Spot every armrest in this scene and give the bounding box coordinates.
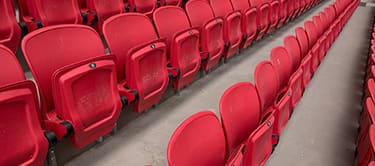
[225,144,246,166]
[273,87,292,110]
[19,17,43,35]
[117,80,139,106]
[81,10,98,26]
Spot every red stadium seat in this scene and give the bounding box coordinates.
[269,47,293,131]
[103,13,169,113]
[167,111,227,166]
[209,0,242,59]
[18,0,85,33]
[254,61,289,144]
[153,6,201,90]
[185,0,224,71]
[0,0,21,52]
[284,36,303,107]
[359,97,375,150]
[125,0,157,18]
[249,0,271,40]
[80,0,124,34]
[269,0,281,32]
[288,0,297,20]
[160,0,181,6]
[0,45,53,165]
[220,82,274,166]
[270,47,292,93]
[277,0,289,28]
[230,0,258,48]
[295,27,312,88]
[21,24,122,148]
[304,21,320,72]
[357,124,375,166]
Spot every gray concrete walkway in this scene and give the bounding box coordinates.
[62,1,374,166]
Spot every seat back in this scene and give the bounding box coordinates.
[167,111,226,166]
[0,45,49,166]
[185,0,215,28]
[18,0,83,26]
[312,15,323,37]
[295,27,309,57]
[0,45,25,86]
[304,21,318,48]
[128,0,157,17]
[284,35,302,72]
[320,11,329,31]
[270,46,292,90]
[209,0,234,17]
[22,25,106,112]
[153,6,191,52]
[254,61,279,112]
[160,0,181,6]
[104,13,158,82]
[220,82,262,154]
[0,0,21,52]
[230,0,250,12]
[83,0,124,34]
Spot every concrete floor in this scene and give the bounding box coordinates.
[61,1,374,166]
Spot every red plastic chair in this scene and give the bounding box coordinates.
[0,45,53,165]
[249,0,271,40]
[167,111,227,166]
[220,82,274,166]
[295,27,312,88]
[0,0,21,52]
[269,0,281,32]
[103,13,169,113]
[230,0,258,48]
[277,0,289,28]
[357,124,375,166]
[284,36,303,107]
[269,47,293,125]
[359,97,375,150]
[304,21,319,73]
[209,0,242,59]
[160,0,181,6]
[254,61,289,144]
[185,0,224,71]
[22,24,122,148]
[153,6,201,90]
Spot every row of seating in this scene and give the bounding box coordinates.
[1,0,322,53]
[356,20,375,166]
[0,0,325,165]
[167,0,359,165]
[0,0,337,165]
